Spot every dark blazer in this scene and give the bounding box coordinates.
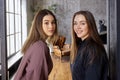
[72,39,109,80]
[14,41,53,80]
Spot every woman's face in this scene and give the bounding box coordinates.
[42,14,56,37]
[73,14,89,40]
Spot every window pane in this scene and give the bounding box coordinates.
[6,13,10,35]
[15,34,19,52]
[10,35,15,55]
[9,0,14,12]
[15,0,21,14]
[15,15,19,33]
[15,33,21,52]
[15,15,21,33]
[9,14,14,34]
[15,0,18,13]
[7,37,10,57]
[6,0,9,12]
[19,33,22,49]
[18,15,21,32]
[18,0,21,14]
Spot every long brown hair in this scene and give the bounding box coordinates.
[71,10,104,63]
[21,9,58,54]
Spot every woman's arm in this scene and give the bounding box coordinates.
[23,41,51,80]
[84,51,108,80]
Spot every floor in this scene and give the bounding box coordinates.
[49,54,72,80]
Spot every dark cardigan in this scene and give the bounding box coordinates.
[72,39,109,80]
[14,41,53,80]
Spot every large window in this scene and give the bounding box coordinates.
[0,0,27,79]
[6,0,27,69]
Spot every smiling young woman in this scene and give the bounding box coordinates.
[14,9,59,80]
[71,10,109,80]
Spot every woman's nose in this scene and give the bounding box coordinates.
[76,24,81,29]
[49,23,53,28]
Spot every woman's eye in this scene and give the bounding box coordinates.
[45,22,49,25]
[52,21,55,24]
[73,22,77,25]
[81,22,86,25]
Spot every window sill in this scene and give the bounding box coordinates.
[8,52,23,69]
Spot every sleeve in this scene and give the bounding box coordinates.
[23,42,50,80]
[84,49,108,80]
[85,61,101,80]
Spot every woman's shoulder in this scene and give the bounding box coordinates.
[87,39,104,50]
[86,39,107,57]
[34,40,47,46]
[30,40,48,50]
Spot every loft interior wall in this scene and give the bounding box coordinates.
[27,0,107,44]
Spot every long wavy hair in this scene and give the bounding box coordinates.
[70,10,104,63]
[21,9,58,54]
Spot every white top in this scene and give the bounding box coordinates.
[46,39,53,55]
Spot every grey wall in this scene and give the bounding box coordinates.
[0,0,8,79]
[0,38,2,63]
[27,0,34,34]
[79,0,107,31]
[27,0,107,44]
[42,0,81,44]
